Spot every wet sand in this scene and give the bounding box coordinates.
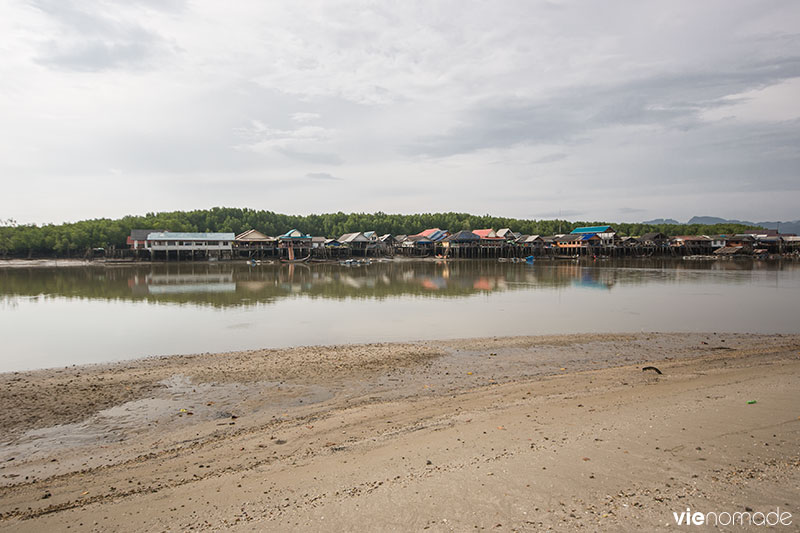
[1,333,799,531]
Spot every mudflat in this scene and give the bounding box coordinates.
[1,333,798,531]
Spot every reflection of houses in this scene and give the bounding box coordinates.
[131,272,236,295]
[234,229,277,258]
[146,232,235,260]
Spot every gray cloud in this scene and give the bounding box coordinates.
[304,172,342,181]
[411,55,800,158]
[2,1,799,224]
[532,153,568,165]
[30,0,177,71]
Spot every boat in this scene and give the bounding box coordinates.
[280,255,311,263]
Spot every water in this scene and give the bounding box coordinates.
[1,259,798,372]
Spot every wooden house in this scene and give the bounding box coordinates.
[671,236,712,255]
[402,235,434,256]
[338,232,371,255]
[277,229,312,260]
[234,229,277,258]
[638,232,669,247]
[443,230,481,257]
[555,233,601,254]
[570,225,617,246]
[414,228,450,242]
[515,235,544,254]
[496,228,520,241]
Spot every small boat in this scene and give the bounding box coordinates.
[280,255,311,263]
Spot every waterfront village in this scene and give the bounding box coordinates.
[126,226,800,261]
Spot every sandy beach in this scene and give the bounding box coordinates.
[1,332,798,531]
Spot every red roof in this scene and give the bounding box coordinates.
[473,229,502,239]
[414,228,442,238]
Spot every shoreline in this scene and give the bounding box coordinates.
[1,254,793,269]
[1,332,799,531]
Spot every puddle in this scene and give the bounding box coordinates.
[0,374,334,465]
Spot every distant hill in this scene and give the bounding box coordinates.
[755,220,800,235]
[687,216,755,226]
[685,216,800,234]
[642,218,679,225]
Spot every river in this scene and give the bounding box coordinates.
[1,258,798,372]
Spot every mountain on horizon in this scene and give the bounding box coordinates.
[642,218,680,225]
[687,216,754,226]
[684,216,800,234]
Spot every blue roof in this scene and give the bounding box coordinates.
[571,226,613,234]
[147,232,235,240]
[428,229,449,242]
[279,229,311,239]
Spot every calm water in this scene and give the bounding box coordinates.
[1,259,798,372]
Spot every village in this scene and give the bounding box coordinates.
[126,225,800,261]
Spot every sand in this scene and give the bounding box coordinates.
[0,332,798,531]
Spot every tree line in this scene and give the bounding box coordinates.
[0,208,760,258]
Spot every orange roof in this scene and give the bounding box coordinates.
[415,228,443,238]
[473,229,502,239]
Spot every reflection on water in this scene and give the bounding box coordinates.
[0,259,798,371]
[0,258,792,308]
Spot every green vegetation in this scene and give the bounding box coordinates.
[0,208,760,258]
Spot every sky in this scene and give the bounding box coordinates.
[1,0,799,225]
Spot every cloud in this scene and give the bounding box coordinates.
[304,172,342,181]
[2,0,799,224]
[29,0,178,71]
[532,153,568,164]
[291,112,321,123]
[409,55,800,158]
[233,120,335,153]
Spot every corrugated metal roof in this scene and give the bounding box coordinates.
[338,232,369,243]
[131,229,166,240]
[473,229,501,239]
[446,230,480,242]
[235,229,274,241]
[147,232,235,240]
[570,226,613,234]
[279,229,310,239]
[556,234,599,242]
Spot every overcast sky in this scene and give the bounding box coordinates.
[1,0,799,225]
